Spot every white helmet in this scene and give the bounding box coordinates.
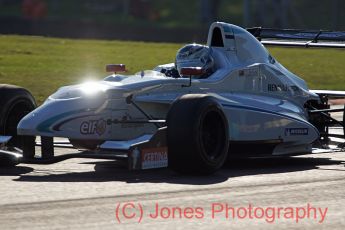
[175,44,215,78]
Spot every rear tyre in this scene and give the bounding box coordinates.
[167,94,229,174]
[0,84,37,164]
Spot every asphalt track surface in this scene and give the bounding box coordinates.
[0,144,344,230]
[1,110,345,230]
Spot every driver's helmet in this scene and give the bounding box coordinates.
[175,44,215,78]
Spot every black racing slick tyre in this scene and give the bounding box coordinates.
[167,94,229,174]
[0,84,36,155]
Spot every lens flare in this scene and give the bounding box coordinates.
[79,81,107,95]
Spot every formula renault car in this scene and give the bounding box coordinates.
[1,22,345,174]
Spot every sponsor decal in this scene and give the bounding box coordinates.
[141,147,168,169]
[285,128,309,136]
[80,119,107,136]
[239,68,258,77]
[268,84,289,92]
[268,84,300,92]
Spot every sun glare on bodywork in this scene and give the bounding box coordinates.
[49,81,109,100]
[79,81,108,96]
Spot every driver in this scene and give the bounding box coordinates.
[175,43,215,79]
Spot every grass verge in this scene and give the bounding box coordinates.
[0,35,344,104]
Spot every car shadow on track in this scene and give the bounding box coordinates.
[13,156,345,185]
[0,166,34,176]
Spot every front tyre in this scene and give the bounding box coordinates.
[0,84,36,164]
[167,94,229,174]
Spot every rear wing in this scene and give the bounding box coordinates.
[311,90,345,99]
[306,90,345,148]
[247,27,345,48]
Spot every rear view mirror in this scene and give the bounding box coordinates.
[180,67,205,88]
[106,64,126,74]
[180,67,205,76]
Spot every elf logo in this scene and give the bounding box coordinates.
[80,119,107,136]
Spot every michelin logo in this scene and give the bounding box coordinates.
[285,128,309,136]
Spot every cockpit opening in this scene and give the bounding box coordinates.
[210,27,224,47]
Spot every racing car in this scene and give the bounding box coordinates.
[1,22,345,174]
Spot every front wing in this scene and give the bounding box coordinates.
[0,128,168,170]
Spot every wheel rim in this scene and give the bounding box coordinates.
[200,110,226,160]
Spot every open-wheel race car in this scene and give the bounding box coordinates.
[1,22,345,174]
